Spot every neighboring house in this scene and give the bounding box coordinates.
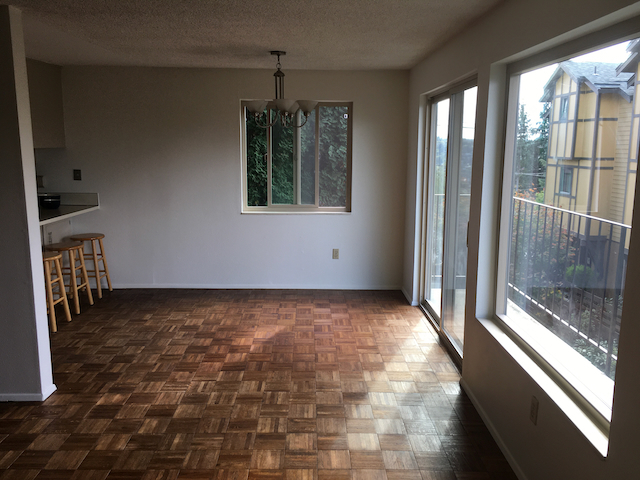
[537,45,640,288]
[542,55,637,227]
[510,47,640,375]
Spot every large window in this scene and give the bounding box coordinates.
[242,102,352,212]
[498,38,639,424]
[420,82,477,359]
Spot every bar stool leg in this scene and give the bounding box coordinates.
[98,237,113,291]
[54,256,72,323]
[68,249,81,314]
[79,247,94,306]
[44,258,57,333]
[90,239,102,299]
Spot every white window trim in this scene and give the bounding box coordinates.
[240,101,353,214]
[476,317,610,457]
[494,23,640,447]
[497,69,615,433]
[500,301,614,421]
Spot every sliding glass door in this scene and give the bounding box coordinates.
[421,84,477,357]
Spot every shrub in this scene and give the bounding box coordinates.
[565,264,594,288]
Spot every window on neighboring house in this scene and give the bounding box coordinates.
[420,82,477,359]
[559,96,570,121]
[559,166,573,194]
[497,38,638,432]
[242,102,352,212]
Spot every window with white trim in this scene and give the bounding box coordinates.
[242,102,352,212]
[497,38,639,428]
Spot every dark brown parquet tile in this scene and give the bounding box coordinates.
[317,450,350,469]
[349,451,385,470]
[0,290,516,480]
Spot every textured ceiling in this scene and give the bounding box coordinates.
[1,0,503,69]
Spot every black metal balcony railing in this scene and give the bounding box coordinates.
[508,197,629,379]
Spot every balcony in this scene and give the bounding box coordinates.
[508,197,628,380]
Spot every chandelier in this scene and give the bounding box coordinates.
[245,51,318,129]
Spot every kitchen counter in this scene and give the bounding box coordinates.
[39,204,99,225]
[38,192,99,226]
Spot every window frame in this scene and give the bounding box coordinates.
[559,165,573,195]
[495,29,640,437]
[240,101,353,214]
[559,95,570,121]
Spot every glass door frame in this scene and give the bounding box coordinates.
[419,79,477,364]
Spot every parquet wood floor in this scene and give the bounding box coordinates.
[0,289,517,480]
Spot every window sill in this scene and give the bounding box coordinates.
[241,208,351,214]
[502,300,614,420]
[477,317,610,457]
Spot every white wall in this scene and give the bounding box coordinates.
[0,6,55,401]
[36,68,409,290]
[404,1,640,478]
[27,58,65,148]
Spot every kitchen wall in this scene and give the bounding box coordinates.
[27,58,65,148]
[36,68,409,290]
[404,0,640,478]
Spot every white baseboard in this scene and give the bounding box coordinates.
[41,382,57,401]
[112,283,403,290]
[0,383,56,402]
[460,378,528,480]
[401,286,418,306]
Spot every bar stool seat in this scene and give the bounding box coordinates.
[69,233,113,299]
[43,251,72,332]
[45,241,94,314]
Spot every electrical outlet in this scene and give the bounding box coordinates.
[529,395,539,425]
[73,169,82,181]
[332,248,339,259]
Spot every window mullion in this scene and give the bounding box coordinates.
[267,110,273,207]
[295,111,302,205]
[418,97,433,304]
[423,103,438,307]
[442,92,464,321]
[345,104,353,209]
[496,74,521,315]
[315,106,320,207]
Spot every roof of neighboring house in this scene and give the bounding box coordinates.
[617,39,640,75]
[540,61,634,102]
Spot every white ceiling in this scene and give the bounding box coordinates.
[2,0,504,70]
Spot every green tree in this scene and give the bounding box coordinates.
[271,119,294,204]
[246,113,268,206]
[245,106,349,207]
[300,112,316,204]
[514,105,536,195]
[318,106,348,207]
[532,102,550,191]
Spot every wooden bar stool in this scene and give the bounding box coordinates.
[43,251,72,332]
[45,241,94,314]
[69,233,113,299]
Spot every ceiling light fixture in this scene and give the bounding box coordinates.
[245,51,318,129]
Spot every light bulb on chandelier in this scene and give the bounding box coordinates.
[246,51,318,129]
